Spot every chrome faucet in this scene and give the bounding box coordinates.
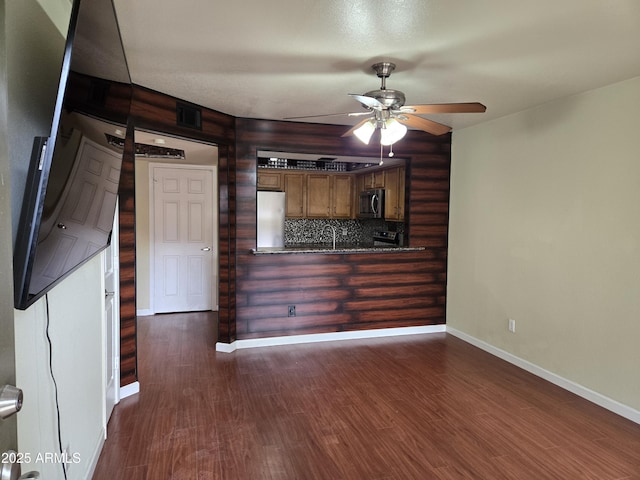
[323,225,337,250]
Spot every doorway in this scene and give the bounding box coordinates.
[133,130,219,315]
[150,164,215,313]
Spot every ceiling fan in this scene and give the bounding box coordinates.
[286,62,486,145]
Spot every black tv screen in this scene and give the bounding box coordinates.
[13,0,132,310]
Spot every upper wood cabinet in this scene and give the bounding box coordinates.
[306,173,353,219]
[257,171,282,191]
[276,171,354,219]
[283,173,305,217]
[306,174,332,217]
[332,175,353,218]
[358,170,385,192]
[384,166,405,221]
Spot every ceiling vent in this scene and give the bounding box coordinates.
[176,102,202,130]
[88,79,110,107]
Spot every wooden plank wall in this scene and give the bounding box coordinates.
[116,86,451,385]
[235,118,451,339]
[118,86,236,385]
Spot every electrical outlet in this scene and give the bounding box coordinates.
[288,305,296,317]
[508,318,516,333]
[342,228,348,236]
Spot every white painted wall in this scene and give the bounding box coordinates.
[135,158,152,311]
[447,76,640,412]
[14,255,106,480]
[0,0,19,453]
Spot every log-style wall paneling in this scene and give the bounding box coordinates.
[217,142,237,343]
[116,86,236,385]
[66,71,132,125]
[118,121,137,385]
[234,118,451,339]
[116,85,451,386]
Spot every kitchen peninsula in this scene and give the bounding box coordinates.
[236,117,451,342]
[252,245,425,254]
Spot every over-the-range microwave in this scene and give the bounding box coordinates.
[358,189,384,219]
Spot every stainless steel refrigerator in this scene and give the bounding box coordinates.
[257,191,286,248]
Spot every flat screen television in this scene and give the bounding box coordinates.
[13,0,132,310]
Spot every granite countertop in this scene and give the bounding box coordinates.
[251,244,425,255]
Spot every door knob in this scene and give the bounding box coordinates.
[201,247,211,251]
[1,451,40,480]
[0,385,23,420]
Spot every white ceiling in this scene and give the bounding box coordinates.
[113,0,640,134]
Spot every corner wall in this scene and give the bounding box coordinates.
[14,255,106,480]
[447,77,640,412]
[0,0,18,454]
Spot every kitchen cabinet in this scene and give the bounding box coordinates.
[358,170,385,192]
[280,171,353,219]
[332,175,353,218]
[307,174,331,217]
[257,171,282,191]
[306,174,353,219]
[283,173,305,217]
[384,166,405,221]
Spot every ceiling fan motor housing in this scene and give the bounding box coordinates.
[364,88,406,109]
[362,62,406,109]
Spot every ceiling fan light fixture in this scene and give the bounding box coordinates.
[380,118,407,146]
[353,119,376,144]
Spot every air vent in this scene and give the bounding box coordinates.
[135,143,185,159]
[176,102,202,130]
[88,79,110,107]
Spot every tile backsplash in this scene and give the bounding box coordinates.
[285,218,404,246]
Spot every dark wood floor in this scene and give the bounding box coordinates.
[93,312,640,479]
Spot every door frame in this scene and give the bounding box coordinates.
[148,162,218,314]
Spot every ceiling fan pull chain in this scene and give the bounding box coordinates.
[379,142,384,165]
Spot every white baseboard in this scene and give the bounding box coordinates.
[84,427,106,480]
[136,308,154,316]
[216,325,446,352]
[119,381,140,399]
[446,327,640,425]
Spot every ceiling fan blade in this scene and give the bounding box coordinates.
[348,94,384,110]
[400,102,486,114]
[341,118,372,137]
[284,111,369,120]
[396,114,451,136]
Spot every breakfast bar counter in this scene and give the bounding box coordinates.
[251,245,426,255]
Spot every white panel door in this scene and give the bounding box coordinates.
[104,199,119,428]
[152,166,214,313]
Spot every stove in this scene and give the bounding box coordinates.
[372,230,400,247]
